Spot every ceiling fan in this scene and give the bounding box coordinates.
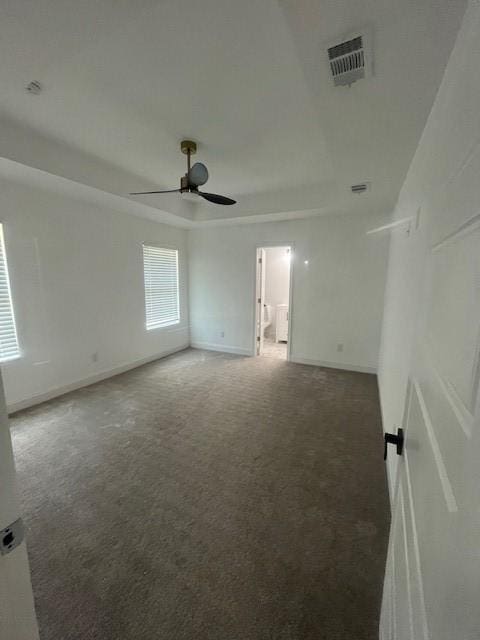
[130,140,236,205]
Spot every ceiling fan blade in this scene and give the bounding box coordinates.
[189,162,209,187]
[198,191,236,205]
[129,189,180,195]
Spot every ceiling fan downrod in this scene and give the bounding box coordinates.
[180,140,197,191]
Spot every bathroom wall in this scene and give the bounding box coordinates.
[264,246,291,336]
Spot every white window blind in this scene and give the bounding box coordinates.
[0,224,20,362]
[143,245,180,330]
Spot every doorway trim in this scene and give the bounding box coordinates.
[252,242,295,361]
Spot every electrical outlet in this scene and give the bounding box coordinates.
[91,351,99,363]
[336,343,344,353]
[220,331,225,338]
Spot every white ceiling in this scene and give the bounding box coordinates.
[0,0,467,226]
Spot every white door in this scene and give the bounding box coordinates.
[255,248,266,355]
[379,143,480,639]
[381,220,480,638]
[0,373,39,639]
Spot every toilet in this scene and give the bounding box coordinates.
[261,304,272,337]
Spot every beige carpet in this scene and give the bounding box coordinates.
[11,348,390,640]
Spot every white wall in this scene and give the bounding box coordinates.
[0,178,189,412]
[378,0,478,497]
[264,246,290,334]
[188,214,389,372]
[0,175,388,412]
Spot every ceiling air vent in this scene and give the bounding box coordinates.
[328,34,369,86]
[351,183,370,195]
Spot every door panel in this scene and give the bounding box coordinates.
[380,200,480,640]
[380,7,480,638]
[424,224,480,431]
[381,384,429,640]
[392,488,411,640]
[0,376,39,639]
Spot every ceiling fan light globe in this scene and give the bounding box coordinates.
[189,162,209,187]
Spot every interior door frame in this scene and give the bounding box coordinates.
[252,242,295,361]
[0,371,39,639]
[255,248,266,356]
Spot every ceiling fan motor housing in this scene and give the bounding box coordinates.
[181,140,197,155]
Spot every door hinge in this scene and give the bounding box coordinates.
[257,336,261,342]
[257,297,261,303]
[0,518,24,555]
[258,257,262,264]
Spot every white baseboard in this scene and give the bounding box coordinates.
[189,343,377,372]
[290,355,377,374]
[9,345,375,414]
[7,343,190,414]
[190,341,253,357]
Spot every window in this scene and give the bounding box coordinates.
[143,245,180,330]
[0,224,20,362]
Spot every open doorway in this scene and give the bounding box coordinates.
[255,245,292,360]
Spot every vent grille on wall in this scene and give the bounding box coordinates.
[328,35,366,86]
[351,183,370,194]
